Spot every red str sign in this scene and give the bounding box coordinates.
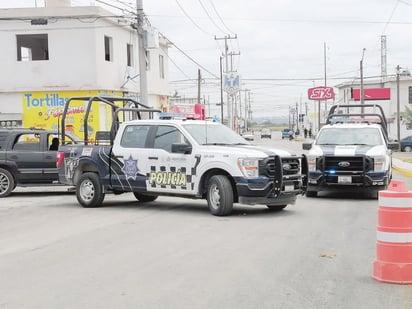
[308,86,335,100]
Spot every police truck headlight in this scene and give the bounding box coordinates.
[373,156,386,172]
[238,158,259,178]
[307,155,318,172]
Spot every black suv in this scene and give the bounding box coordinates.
[0,128,79,197]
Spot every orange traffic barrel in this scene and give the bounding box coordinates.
[373,179,412,284]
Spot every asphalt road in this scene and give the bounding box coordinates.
[1,134,412,309]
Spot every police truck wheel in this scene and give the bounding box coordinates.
[207,175,233,216]
[133,192,158,202]
[76,172,105,207]
[0,168,14,198]
[404,146,412,152]
[266,205,287,211]
[306,191,317,197]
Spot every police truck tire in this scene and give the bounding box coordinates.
[133,192,158,202]
[207,175,233,216]
[0,168,14,198]
[266,205,287,211]
[306,191,317,197]
[76,172,105,208]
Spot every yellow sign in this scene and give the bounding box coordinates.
[22,90,123,142]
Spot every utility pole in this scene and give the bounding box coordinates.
[197,69,201,104]
[215,34,237,129]
[288,106,291,129]
[238,90,242,131]
[244,89,249,131]
[381,35,387,81]
[229,51,240,131]
[228,51,240,72]
[219,57,224,123]
[324,42,327,87]
[296,101,299,135]
[323,42,327,123]
[244,89,250,131]
[136,0,148,105]
[360,48,366,106]
[317,42,328,130]
[248,91,252,125]
[396,65,401,145]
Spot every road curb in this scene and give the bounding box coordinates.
[392,165,412,178]
[392,158,412,178]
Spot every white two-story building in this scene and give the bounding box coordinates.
[0,0,170,133]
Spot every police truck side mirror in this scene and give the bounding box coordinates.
[387,142,400,151]
[172,143,192,154]
[302,142,312,150]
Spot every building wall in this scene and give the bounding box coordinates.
[335,76,412,139]
[0,5,169,126]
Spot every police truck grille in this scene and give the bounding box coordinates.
[321,156,373,172]
[259,156,300,177]
[281,158,300,175]
[260,157,277,177]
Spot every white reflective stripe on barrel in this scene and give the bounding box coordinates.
[378,197,412,208]
[377,231,412,243]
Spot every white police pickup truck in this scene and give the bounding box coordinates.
[57,97,307,216]
[302,104,399,198]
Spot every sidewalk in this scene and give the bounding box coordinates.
[392,153,412,178]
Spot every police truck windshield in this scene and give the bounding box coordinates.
[316,127,383,146]
[183,123,248,145]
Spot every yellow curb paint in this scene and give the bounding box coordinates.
[392,165,412,178]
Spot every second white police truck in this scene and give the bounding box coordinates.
[303,104,399,198]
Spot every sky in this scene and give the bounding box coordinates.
[1,0,412,120]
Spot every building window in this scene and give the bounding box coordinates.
[127,44,133,67]
[145,50,150,70]
[159,54,164,79]
[409,86,412,104]
[104,35,113,62]
[16,34,49,61]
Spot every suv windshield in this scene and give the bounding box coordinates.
[316,127,383,146]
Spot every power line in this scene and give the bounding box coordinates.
[168,40,219,78]
[175,0,214,36]
[198,0,226,34]
[145,14,412,26]
[207,0,235,34]
[95,0,136,16]
[160,30,219,78]
[161,47,193,80]
[399,0,412,6]
[382,0,400,34]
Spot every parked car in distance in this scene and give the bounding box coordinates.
[242,131,254,141]
[260,128,272,139]
[282,128,292,139]
[400,136,412,152]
